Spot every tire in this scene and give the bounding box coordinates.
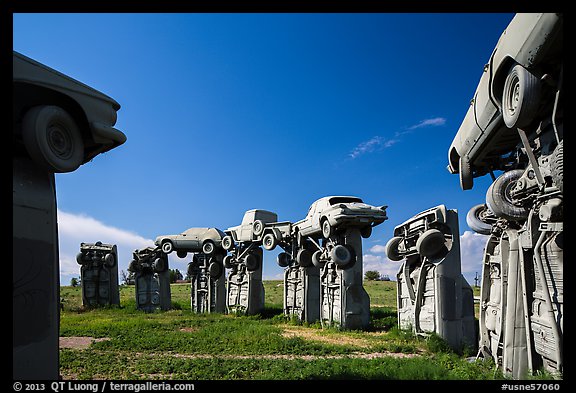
[104,253,116,267]
[152,257,165,272]
[161,240,174,254]
[296,249,312,267]
[330,244,351,267]
[385,236,403,261]
[486,169,529,221]
[76,252,86,265]
[208,261,223,279]
[550,140,563,194]
[223,255,234,269]
[262,233,277,250]
[277,252,291,268]
[177,250,188,259]
[221,236,234,251]
[459,156,473,191]
[253,220,265,236]
[321,219,333,239]
[312,250,323,268]
[416,229,445,257]
[202,240,215,255]
[245,253,259,271]
[502,64,541,129]
[466,204,493,235]
[21,105,85,173]
[360,226,372,239]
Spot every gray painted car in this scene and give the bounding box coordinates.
[447,13,563,378]
[155,227,226,256]
[447,13,562,190]
[13,51,127,173]
[294,196,387,239]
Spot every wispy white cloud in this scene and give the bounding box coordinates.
[57,210,191,285]
[407,117,446,130]
[348,117,446,159]
[348,136,399,159]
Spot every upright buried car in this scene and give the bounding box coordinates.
[447,13,563,378]
[294,196,388,239]
[13,51,127,172]
[13,51,126,379]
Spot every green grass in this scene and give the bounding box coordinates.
[59,280,501,380]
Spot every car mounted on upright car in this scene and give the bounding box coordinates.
[447,13,562,191]
[294,196,388,239]
[13,51,127,173]
[155,227,226,257]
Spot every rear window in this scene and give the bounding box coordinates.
[328,197,363,205]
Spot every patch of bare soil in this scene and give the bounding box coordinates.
[59,336,110,350]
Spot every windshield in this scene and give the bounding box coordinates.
[328,197,363,205]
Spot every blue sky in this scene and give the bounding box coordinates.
[13,13,515,286]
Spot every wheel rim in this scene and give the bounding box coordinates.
[322,220,332,238]
[162,241,172,253]
[505,74,520,118]
[47,123,74,159]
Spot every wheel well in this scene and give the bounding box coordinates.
[13,82,90,141]
[491,56,517,107]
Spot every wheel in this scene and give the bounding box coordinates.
[223,255,234,269]
[161,240,174,254]
[208,261,223,279]
[244,253,259,271]
[385,236,404,261]
[152,257,166,272]
[550,140,563,194]
[262,233,278,250]
[416,229,445,257]
[466,204,493,235]
[202,240,215,255]
[104,253,116,267]
[21,105,85,173]
[486,169,529,221]
[312,250,324,268]
[502,64,541,129]
[321,219,333,239]
[277,252,291,268]
[296,249,312,267]
[459,156,473,190]
[221,235,234,250]
[253,220,265,236]
[330,244,351,266]
[360,225,372,238]
[76,252,85,265]
[176,250,188,259]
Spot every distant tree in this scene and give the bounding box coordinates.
[170,269,183,283]
[364,270,381,281]
[120,270,129,285]
[70,277,80,287]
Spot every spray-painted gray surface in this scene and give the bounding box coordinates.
[155,227,226,257]
[13,157,60,380]
[316,229,370,330]
[13,51,126,173]
[226,247,265,315]
[12,51,125,379]
[128,247,171,312]
[386,205,476,351]
[188,253,226,313]
[294,196,387,239]
[76,242,120,307]
[447,13,563,378]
